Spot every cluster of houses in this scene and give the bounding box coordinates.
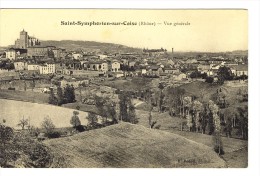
[0,30,248,82]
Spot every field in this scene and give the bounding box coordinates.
[44,122,226,168]
[0,99,89,129]
[0,89,49,104]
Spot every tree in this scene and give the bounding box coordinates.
[200,105,209,134]
[183,96,192,116]
[48,88,57,105]
[57,86,64,106]
[0,124,14,147]
[70,111,81,128]
[118,91,138,124]
[24,81,27,91]
[17,117,29,130]
[105,102,118,124]
[0,124,14,167]
[41,117,55,134]
[193,100,203,132]
[119,92,130,122]
[63,84,76,103]
[189,70,202,79]
[208,101,224,155]
[217,66,233,84]
[205,76,214,83]
[95,96,107,118]
[87,112,98,126]
[186,114,193,131]
[128,101,138,124]
[165,87,185,117]
[222,107,236,138]
[237,105,248,140]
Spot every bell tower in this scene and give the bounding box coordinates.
[19,29,28,48]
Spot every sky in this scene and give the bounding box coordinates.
[0,9,248,52]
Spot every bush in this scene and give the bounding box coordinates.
[41,117,55,134]
[214,146,225,155]
[205,77,214,83]
[75,125,87,132]
[27,143,52,167]
[47,131,61,138]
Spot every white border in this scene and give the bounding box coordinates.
[0,1,259,176]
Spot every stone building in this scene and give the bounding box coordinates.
[15,29,40,49]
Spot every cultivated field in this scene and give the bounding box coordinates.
[0,99,89,129]
[45,122,226,168]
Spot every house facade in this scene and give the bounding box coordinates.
[111,61,121,72]
[39,63,55,74]
[28,64,39,71]
[14,61,28,71]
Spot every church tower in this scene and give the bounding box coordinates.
[19,29,28,49]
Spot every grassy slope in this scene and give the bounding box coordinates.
[44,122,226,168]
[135,109,247,153]
[221,147,248,168]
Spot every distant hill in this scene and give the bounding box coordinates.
[41,40,142,54]
[45,122,226,168]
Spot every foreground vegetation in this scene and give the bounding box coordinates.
[0,123,52,168]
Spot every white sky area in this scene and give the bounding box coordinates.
[0,9,248,52]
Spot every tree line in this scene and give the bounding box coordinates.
[49,84,76,105]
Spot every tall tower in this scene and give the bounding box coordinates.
[172,48,174,59]
[19,29,28,49]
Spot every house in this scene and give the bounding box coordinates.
[72,53,83,60]
[230,65,248,76]
[210,64,221,70]
[39,63,55,74]
[147,65,160,76]
[27,63,39,71]
[64,60,81,70]
[14,61,28,71]
[60,79,90,88]
[101,62,109,72]
[27,46,49,58]
[159,73,168,80]
[164,68,180,74]
[5,48,27,60]
[114,72,124,78]
[98,54,108,60]
[81,61,108,72]
[197,64,211,73]
[128,61,136,68]
[111,61,121,72]
[141,68,147,75]
[172,72,187,81]
[224,62,238,67]
[167,59,175,67]
[185,58,198,64]
[52,48,64,59]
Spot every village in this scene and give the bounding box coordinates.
[0,30,248,91]
[0,29,248,168]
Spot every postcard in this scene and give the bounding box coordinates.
[0,9,249,169]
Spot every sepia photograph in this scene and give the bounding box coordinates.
[0,9,249,169]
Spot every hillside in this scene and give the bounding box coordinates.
[44,122,226,168]
[41,40,142,53]
[177,80,247,106]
